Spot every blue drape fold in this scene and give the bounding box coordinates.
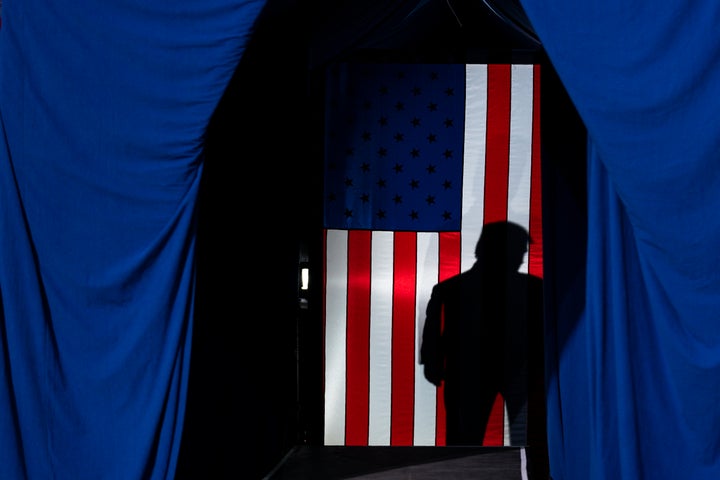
[519,1,720,478]
[0,1,265,478]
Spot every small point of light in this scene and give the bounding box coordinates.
[301,267,309,290]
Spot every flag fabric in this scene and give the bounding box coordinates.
[322,63,543,447]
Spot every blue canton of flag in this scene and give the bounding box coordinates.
[324,64,466,232]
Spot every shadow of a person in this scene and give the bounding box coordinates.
[420,221,546,473]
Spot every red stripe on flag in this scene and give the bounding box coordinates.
[391,232,417,445]
[483,393,506,446]
[529,64,543,279]
[437,304,447,447]
[482,63,512,446]
[484,64,512,224]
[345,231,371,445]
[438,232,461,282]
[435,231,461,446]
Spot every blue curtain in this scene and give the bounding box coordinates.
[0,1,265,478]
[519,2,720,479]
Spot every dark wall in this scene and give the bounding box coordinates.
[176,1,319,478]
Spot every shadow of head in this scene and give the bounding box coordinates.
[475,221,530,272]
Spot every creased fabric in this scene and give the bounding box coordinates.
[518,1,720,478]
[0,1,265,478]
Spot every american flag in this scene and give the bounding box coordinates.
[322,63,542,446]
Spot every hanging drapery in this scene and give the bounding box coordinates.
[518,1,720,478]
[0,1,265,478]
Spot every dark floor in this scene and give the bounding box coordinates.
[264,446,532,480]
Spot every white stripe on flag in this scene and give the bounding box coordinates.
[324,229,348,445]
[504,64,536,446]
[368,231,394,445]
[508,64,535,275]
[461,64,489,271]
[413,232,440,445]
